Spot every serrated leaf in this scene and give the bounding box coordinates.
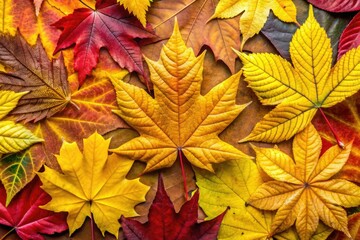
[145,0,240,73]
[338,11,360,59]
[52,0,154,85]
[0,33,70,123]
[110,20,250,173]
[248,124,360,239]
[211,0,298,49]
[37,132,150,238]
[238,6,360,143]
[118,0,151,27]
[0,91,27,120]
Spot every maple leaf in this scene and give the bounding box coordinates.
[121,175,226,240]
[0,176,67,240]
[145,0,240,73]
[52,0,154,85]
[37,132,150,238]
[0,33,71,123]
[247,124,360,240]
[118,0,151,27]
[110,20,250,174]
[0,90,42,155]
[238,6,360,143]
[210,0,298,49]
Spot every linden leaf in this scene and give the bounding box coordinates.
[110,20,251,173]
[0,33,70,123]
[248,124,360,240]
[145,0,240,73]
[211,0,298,49]
[121,175,226,239]
[52,0,154,85]
[0,176,68,239]
[0,91,42,155]
[238,6,360,143]
[118,0,151,27]
[37,132,150,238]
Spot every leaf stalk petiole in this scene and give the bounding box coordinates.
[319,108,345,149]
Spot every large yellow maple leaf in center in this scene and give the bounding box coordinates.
[110,21,250,173]
[249,124,360,240]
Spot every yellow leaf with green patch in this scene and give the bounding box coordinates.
[211,0,297,49]
[37,132,149,238]
[248,124,360,240]
[110,20,251,173]
[238,6,360,143]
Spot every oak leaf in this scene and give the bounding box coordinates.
[211,0,298,49]
[121,175,225,240]
[0,176,67,240]
[238,6,360,143]
[145,0,240,73]
[110,20,250,173]
[0,90,42,155]
[248,124,360,239]
[37,132,150,238]
[0,33,71,123]
[52,0,154,85]
[118,0,151,27]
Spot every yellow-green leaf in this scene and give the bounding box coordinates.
[118,0,151,27]
[0,91,27,120]
[248,124,360,239]
[37,132,149,238]
[110,20,250,173]
[211,0,297,49]
[238,6,360,143]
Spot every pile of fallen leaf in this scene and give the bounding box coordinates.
[0,0,360,239]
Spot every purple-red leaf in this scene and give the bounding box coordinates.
[52,0,154,85]
[308,0,360,12]
[121,175,226,240]
[0,176,67,240]
[338,11,360,59]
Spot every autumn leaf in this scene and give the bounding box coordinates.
[0,176,67,240]
[338,11,360,59]
[34,0,44,15]
[331,212,360,240]
[52,0,154,85]
[210,0,298,49]
[118,0,151,27]
[247,124,360,239]
[238,6,360,143]
[0,90,42,155]
[0,33,71,123]
[145,0,240,73]
[0,0,38,45]
[308,0,360,12]
[121,175,225,240]
[37,132,149,237]
[110,20,250,175]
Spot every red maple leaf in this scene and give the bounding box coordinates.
[52,0,154,85]
[121,175,226,240]
[0,176,67,240]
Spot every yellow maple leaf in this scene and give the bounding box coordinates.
[237,6,360,143]
[118,0,151,27]
[248,124,360,240]
[211,0,298,49]
[110,20,251,173]
[0,90,42,154]
[37,132,149,238]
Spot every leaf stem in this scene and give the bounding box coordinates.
[90,212,95,240]
[178,149,188,201]
[0,228,15,240]
[79,0,95,10]
[319,108,345,149]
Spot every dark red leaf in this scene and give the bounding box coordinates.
[121,175,226,240]
[52,0,154,85]
[338,11,360,59]
[0,176,67,240]
[308,0,360,12]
